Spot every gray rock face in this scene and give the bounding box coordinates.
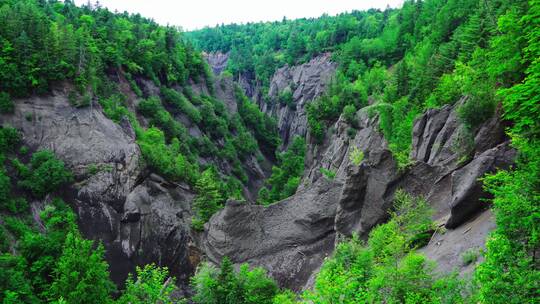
[259,53,337,147]
[445,142,515,228]
[0,88,141,208]
[201,178,342,291]
[1,87,198,288]
[300,99,512,244]
[421,209,496,274]
[204,52,229,75]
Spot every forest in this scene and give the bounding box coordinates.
[1,0,539,303]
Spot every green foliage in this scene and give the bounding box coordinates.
[18,150,73,198]
[0,0,208,97]
[48,232,115,304]
[303,191,465,303]
[117,264,181,304]
[0,126,20,153]
[0,198,114,303]
[458,96,496,129]
[319,168,336,180]
[425,72,464,108]
[258,137,305,205]
[0,92,14,114]
[462,248,480,266]
[349,146,365,166]
[368,98,420,167]
[191,167,224,230]
[472,2,540,302]
[192,257,278,304]
[342,104,357,125]
[307,73,368,143]
[235,87,280,155]
[476,139,540,303]
[99,94,133,123]
[138,128,199,184]
[161,87,202,124]
[278,89,294,108]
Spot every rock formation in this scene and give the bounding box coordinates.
[200,178,342,291]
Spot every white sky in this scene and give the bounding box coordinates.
[74,0,405,30]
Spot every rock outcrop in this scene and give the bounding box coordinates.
[260,54,337,147]
[1,87,198,288]
[204,52,229,75]
[205,53,337,148]
[201,178,342,291]
[201,52,515,286]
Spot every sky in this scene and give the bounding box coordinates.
[73,0,405,31]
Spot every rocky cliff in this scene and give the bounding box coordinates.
[206,52,337,148]
[0,85,197,289]
[201,56,515,290]
[1,54,515,295]
[259,54,337,148]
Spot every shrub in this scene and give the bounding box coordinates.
[349,146,364,166]
[99,95,133,123]
[138,128,199,184]
[191,257,278,304]
[462,248,480,266]
[346,127,357,138]
[18,150,73,198]
[117,264,180,304]
[258,137,305,205]
[48,232,115,304]
[0,92,14,114]
[278,89,294,108]
[458,96,496,129]
[191,168,224,231]
[343,104,357,125]
[0,126,20,153]
[303,192,467,303]
[320,168,336,180]
[161,87,202,124]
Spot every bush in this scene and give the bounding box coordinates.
[161,87,202,124]
[138,128,199,184]
[343,104,357,125]
[48,232,115,304]
[0,92,14,114]
[18,150,73,198]
[117,264,180,304]
[0,126,20,153]
[458,96,496,129]
[349,146,364,166]
[278,89,294,108]
[99,95,133,123]
[303,191,468,303]
[319,168,336,180]
[191,168,224,230]
[192,257,278,304]
[258,137,305,205]
[462,248,480,266]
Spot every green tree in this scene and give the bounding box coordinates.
[117,264,181,304]
[192,257,278,304]
[192,167,224,230]
[48,232,115,304]
[0,92,14,114]
[258,137,305,205]
[18,150,73,198]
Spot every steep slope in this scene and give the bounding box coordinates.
[201,54,515,291]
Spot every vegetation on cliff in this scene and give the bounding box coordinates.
[0,0,538,302]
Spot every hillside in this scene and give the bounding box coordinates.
[1,0,539,303]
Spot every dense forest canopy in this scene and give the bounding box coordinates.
[0,0,538,303]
